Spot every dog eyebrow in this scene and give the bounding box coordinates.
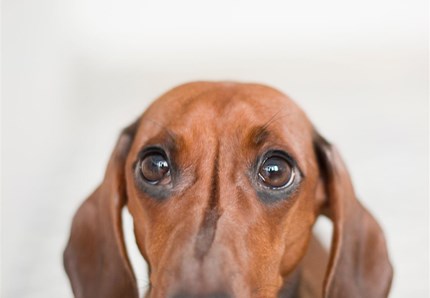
[139,117,179,150]
[249,126,271,146]
[136,129,179,159]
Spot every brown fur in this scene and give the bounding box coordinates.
[64,82,393,298]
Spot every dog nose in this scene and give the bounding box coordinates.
[171,292,231,298]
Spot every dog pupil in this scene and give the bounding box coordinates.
[260,157,291,187]
[141,154,169,182]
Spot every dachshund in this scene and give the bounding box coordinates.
[64,82,393,298]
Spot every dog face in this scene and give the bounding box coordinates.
[126,83,322,297]
[64,82,392,298]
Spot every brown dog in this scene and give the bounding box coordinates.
[64,82,393,298]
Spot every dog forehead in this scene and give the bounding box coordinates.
[140,82,310,131]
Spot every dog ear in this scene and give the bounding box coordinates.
[63,121,139,298]
[313,132,393,298]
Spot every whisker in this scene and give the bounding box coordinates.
[261,111,291,130]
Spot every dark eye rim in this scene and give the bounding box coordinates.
[256,150,299,190]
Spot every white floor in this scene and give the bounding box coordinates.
[2,0,428,297]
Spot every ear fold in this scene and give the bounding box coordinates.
[313,133,393,298]
[63,122,139,298]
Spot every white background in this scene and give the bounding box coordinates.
[2,0,428,297]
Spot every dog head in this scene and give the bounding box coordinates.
[64,82,392,298]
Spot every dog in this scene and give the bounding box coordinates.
[64,82,393,298]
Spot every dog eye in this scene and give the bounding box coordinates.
[258,155,295,188]
[140,153,171,185]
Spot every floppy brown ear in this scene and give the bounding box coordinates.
[63,122,139,298]
[313,133,393,298]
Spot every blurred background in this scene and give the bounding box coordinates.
[2,0,428,297]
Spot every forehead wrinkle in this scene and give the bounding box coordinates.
[174,86,240,127]
[174,86,234,120]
